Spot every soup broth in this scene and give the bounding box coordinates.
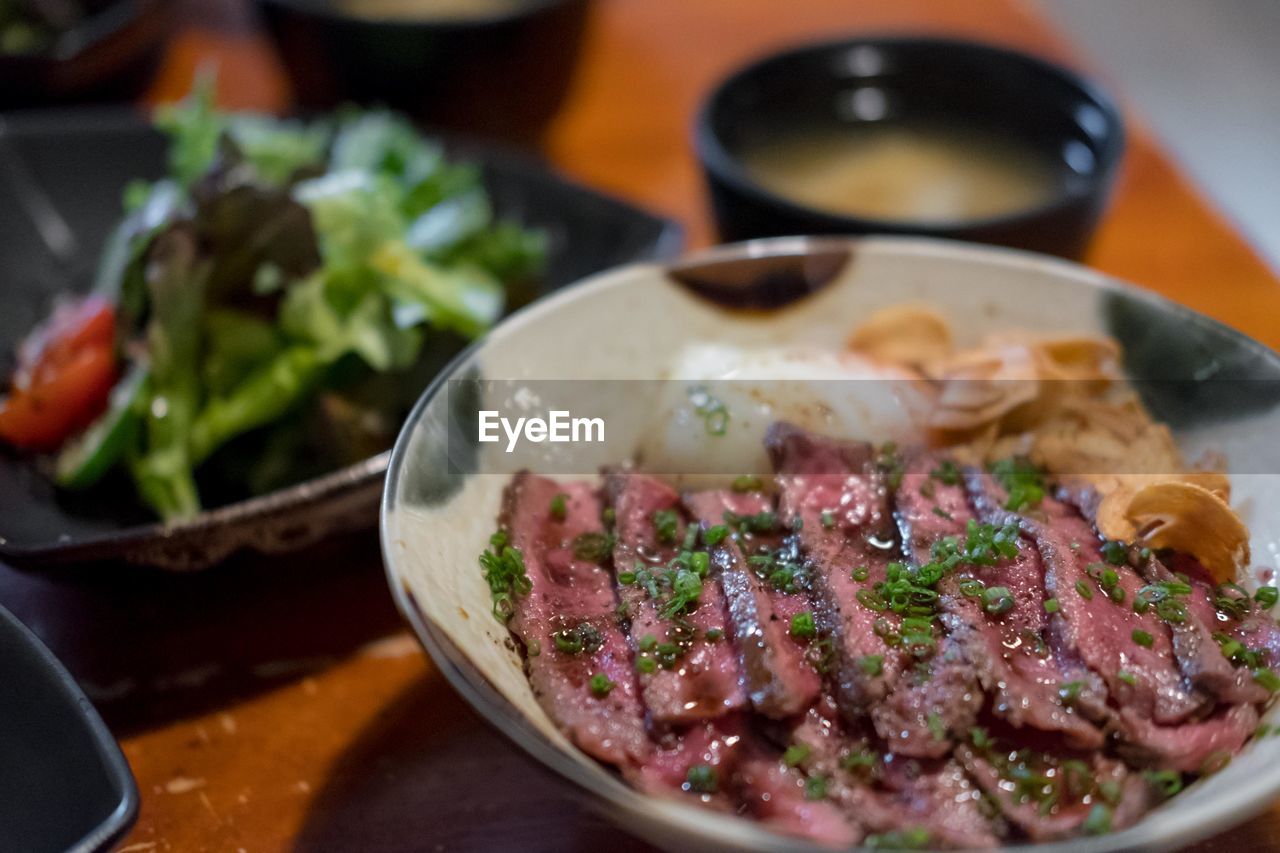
[334,0,528,20]
[741,122,1064,224]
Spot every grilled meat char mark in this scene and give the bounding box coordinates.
[684,488,822,718]
[1060,487,1268,706]
[766,425,924,737]
[897,455,1104,749]
[502,472,648,766]
[605,470,746,723]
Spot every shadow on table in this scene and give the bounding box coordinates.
[0,529,403,736]
[294,672,656,853]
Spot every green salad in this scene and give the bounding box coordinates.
[0,78,545,521]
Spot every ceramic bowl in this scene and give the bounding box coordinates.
[257,0,590,143]
[696,38,1125,260]
[0,604,137,852]
[382,236,1280,851]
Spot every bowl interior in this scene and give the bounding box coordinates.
[383,236,1280,852]
[700,38,1124,228]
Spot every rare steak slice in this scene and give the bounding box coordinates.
[893,461,1104,749]
[630,714,748,811]
[1059,488,1268,706]
[957,739,1150,840]
[606,470,746,723]
[501,472,648,766]
[969,471,1205,727]
[684,488,821,718]
[874,756,1004,849]
[733,745,861,847]
[766,424,912,732]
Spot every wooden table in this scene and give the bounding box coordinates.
[4,1,1280,851]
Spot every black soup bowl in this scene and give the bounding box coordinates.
[257,0,590,144]
[696,37,1125,259]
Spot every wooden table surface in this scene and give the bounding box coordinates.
[4,1,1280,851]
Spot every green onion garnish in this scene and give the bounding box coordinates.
[790,611,817,639]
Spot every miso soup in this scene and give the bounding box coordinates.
[741,122,1064,224]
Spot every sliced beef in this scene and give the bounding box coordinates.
[1116,703,1258,772]
[630,714,747,811]
[955,739,1150,841]
[733,743,861,847]
[968,472,1205,728]
[895,460,1105,748]
[684,488,821,718]
[1060,489,1268,706]
[502,472,648,766]
[605,470,745,722]
[874,757,1004,849]
[767,424,927,743]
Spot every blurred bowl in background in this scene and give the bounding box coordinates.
[0,0,170,108]
[257,0,590,145]
[695,37,1126,260]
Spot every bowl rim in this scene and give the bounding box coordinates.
[257,0,575,29]
[380,235,1280,852]
[0,603,139,852]
[693,34,1127,235]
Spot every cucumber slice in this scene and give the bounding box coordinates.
[55,364,150,490]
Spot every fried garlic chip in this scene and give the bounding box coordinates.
[1122,480,1249,582]
[848,303,954,369]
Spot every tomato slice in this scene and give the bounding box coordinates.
[0,296,120,451]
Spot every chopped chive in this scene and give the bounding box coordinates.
[1254,668,1280,692]
[1257,587,1279,609]
[731,475,763,493]
[639,634,658,652]
[636,656,656,674]
[804,774,828,801]
[1143,769,1183,798]
[651,509,679,544]
[1117,670,1138,686]
[782,743,811,767]
[685,765,717,793]
[820,510,836,529]
[982,586,1015,615]
[1075,580,1093,600]
[790,611,817,639]
[618,571,636,585]
[1101,540,1127,566]
[704,628,723,642]
[550,493,568,520]
[930,460,961,485]
[851,565,869,582]
[589,673,615,696]
[1083,804,1112,835]
[1044,598,1060,614]
[1132,629,1154,648]
[704,524,729,546]
[926,712,946,741]
[1058,680,1085,704]
[858,655,884,676]
[932,506,954,520]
